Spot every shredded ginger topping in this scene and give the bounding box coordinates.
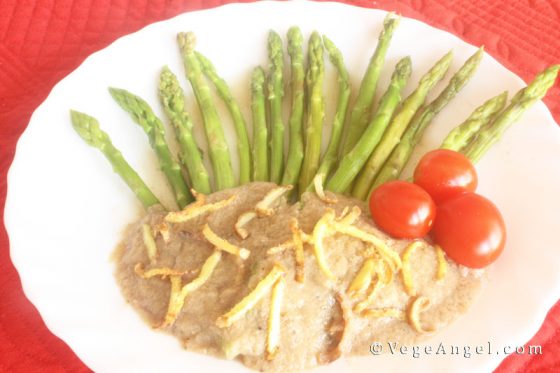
[165,193,235,223]
[216,264,286,328]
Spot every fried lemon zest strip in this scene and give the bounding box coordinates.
[354,277,383,313]
[329,221,402,271]
[313,173,337,204]
[290,219,306,283]
[380,257,394,284]
[235,211,257,239]
[435,245,447,280]
[142,224,158,263]
[346,258,376,298]
[134,263,186,279]
[266,240,295,255]
[202,224,250,259]
[318,292,352,364]
[337,206,361,225]
[159,250,222,328]
[165,194,235,223]
[354,256,395,312]
[216,264,286,328]
[312,210,337,280]
[408,296,436,334]
[154,221,171,243]
[255,185,293,217]
[401,241,423,296]
[162,275,183,327]
[266,277,286,361]
[362,308,406,320]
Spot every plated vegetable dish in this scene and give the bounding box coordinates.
[70,13,558,371]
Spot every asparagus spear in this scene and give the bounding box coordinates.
[298,32,325,193]
[339,13,400,157]
[158,66,212,194]
[326,57,412,193]
[178,32,235,191]
[371,47,484,190]
[281,27,305,187]
[352,51,453,200]
[108,87,192,208]
[251,66,269,182]
[70,110,160,208]
[441,91,508,152]
[313,35,351,184]
[196,51,252,185]
[463,64,560,162]
[268,30,285,184]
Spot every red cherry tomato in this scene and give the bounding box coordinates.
[369,181,436,239]
[414,149,478,204]
[432,192,506,269]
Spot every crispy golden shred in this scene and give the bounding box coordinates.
[329,220,402,271]
[159,250,223,328]
[312,210,337,280]
[318,292,352,364]
[435,245,447,280]
[216,264,286,328]
[408,296,436,334]
[401,241,423,296]
[362,308,406,320]
[165,194,236,223]
[202,224,250,260]
[346,258,376,298]
[354,278,383,313]
[266,277,286,361]
[377,255,394,285]
[234,211,257,239]
[142,224,158,263]
[290,219,306,283]
[402,241,448,296]
[313,173,337,204]
[154,221,171,243]
[255,185,293,217]
[337,206,361,225]
[354,256,393,312]
[266,240,295,255]
[134,263,187,279]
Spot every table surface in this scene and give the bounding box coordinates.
[1,1,559,372]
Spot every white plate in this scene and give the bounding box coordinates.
[5,2,560,372]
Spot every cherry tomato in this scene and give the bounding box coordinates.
[414,149,478,204]
[432,192,506,269]
[369,181,436,239]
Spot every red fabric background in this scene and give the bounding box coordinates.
[1,1,559,372]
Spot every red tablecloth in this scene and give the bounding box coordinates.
[1,1,559,372]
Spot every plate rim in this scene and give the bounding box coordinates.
[5,1,560,372]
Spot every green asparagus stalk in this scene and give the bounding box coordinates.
[251,66,269,182]
[196,51,252,185]
[371,47,484,190]
[70,110,160,208]
[313,35,351,185]
[178,32,235,191]
[158,66,212,194]
[441,91,508,152]
[352,51,453,200]
[268,30,285,183]
[339,13,400,156]
[298,32,325,193]
[326,57,411,193]
[108,87,192,208]
[463,64,560,163]
[281,27,305,187]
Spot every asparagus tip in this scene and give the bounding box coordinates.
[383,12,401,27]
[178,31,196,53]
